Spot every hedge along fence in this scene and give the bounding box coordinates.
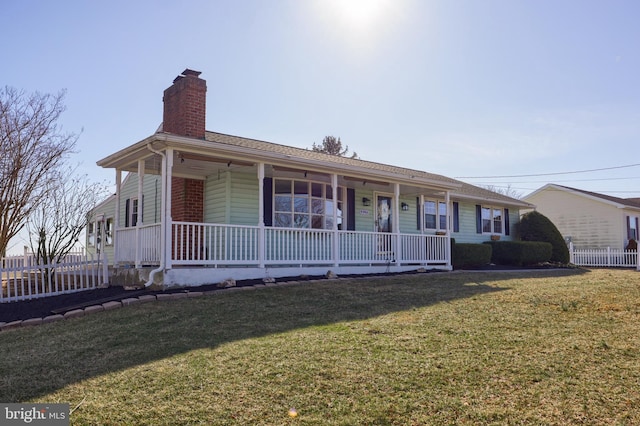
[484,241,552,266]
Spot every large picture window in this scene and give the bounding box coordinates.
[273,179,343,229]
[424,200,447,231]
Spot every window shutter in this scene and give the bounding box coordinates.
[125,199,130,228]
[627,216,632,239]
[347,188,356,231]
[263,178,273,227]
[636,218,639,239]
[416,197,421,230]
[475,205,482,234]
[504,208,510,236]
[453,202,459,233]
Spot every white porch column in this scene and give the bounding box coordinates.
[164,148,173,270]
[114,169,122,266]
[445,190,452,269]
[332,173,339,267]
[394,183,401,265]
[257,163,265,268]
[135,159,145,268]
[419,195,424,235]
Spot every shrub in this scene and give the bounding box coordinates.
[518,211,570,263]
[451,242,492,269]
[485,241,552,266]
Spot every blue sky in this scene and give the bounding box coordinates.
[2,0,639,200]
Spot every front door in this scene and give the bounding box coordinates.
[375,195,394,260]
[376,195,392,233]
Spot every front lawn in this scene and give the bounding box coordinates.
[1,268,639,425]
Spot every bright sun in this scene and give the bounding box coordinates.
[330,0,390,31]
[317,0,394,37]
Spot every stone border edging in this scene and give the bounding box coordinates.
[0,277,349,332]
[2,268,562,331]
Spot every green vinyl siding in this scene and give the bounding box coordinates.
[204,171,258,225]
[229,171,259,225]
[399,196,420,234]
[354,188,374,232]
[204,172,227,223]
[118,173,162,227]
[453,201,519,243]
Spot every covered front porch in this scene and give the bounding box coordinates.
[101,132,460,288]
[116,221,451,285]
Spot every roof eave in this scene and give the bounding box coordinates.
[452,192,535,208]
[99,133,462,191]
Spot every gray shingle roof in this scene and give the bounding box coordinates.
[553,184,640,209]
[205,131,460,185]
[205,131,532,207]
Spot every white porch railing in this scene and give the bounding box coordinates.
[116,222,450,268]
[265,227,333,264]
[1,252,108,303]
[173,222,260,265]
[569,243,639,269]
[116,223,162,265]
[173,225,449,267]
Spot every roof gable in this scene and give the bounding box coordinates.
[526,184,640,210]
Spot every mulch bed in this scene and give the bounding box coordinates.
[0,276,320,323]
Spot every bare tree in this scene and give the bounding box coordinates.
[482,184,523,200]
[26,168,109,265]
[311,136,358,158]
[0,86,79,257]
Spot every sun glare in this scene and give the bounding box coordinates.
[316,0,394,38]
[332,0,389,31]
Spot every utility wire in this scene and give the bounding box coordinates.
[472,176,640,185]
[455,163,640,179]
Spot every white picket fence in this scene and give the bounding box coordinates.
[1,251,109,303]
[569,243,639,270]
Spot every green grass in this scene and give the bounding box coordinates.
[1,268,640,425]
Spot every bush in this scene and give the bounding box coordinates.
[485,241,552,266]
[518,211,570,264]
[452,242,492,269]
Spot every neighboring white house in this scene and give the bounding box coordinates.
[88,69,533,288]
[523,184,640,250]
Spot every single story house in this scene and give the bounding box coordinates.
[523,184,640,250]
[89,69,532,288]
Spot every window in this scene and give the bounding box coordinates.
[125,198,139,228]
[424,200,447,230]
[482,207,492,233]
[273,179,343,229]
[493,208,503,234]
[105,217,114,246]
[96,220,103,246]
[131,198,139,227]
[480,205,505,234]
[629,216,638,241]
[88,222,95,247]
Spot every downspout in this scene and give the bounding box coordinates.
[145,143,166,287]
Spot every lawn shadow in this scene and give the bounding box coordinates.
[0,268,588,401]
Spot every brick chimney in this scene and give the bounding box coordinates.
[163,69,207,139]
[164,69,205,225]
